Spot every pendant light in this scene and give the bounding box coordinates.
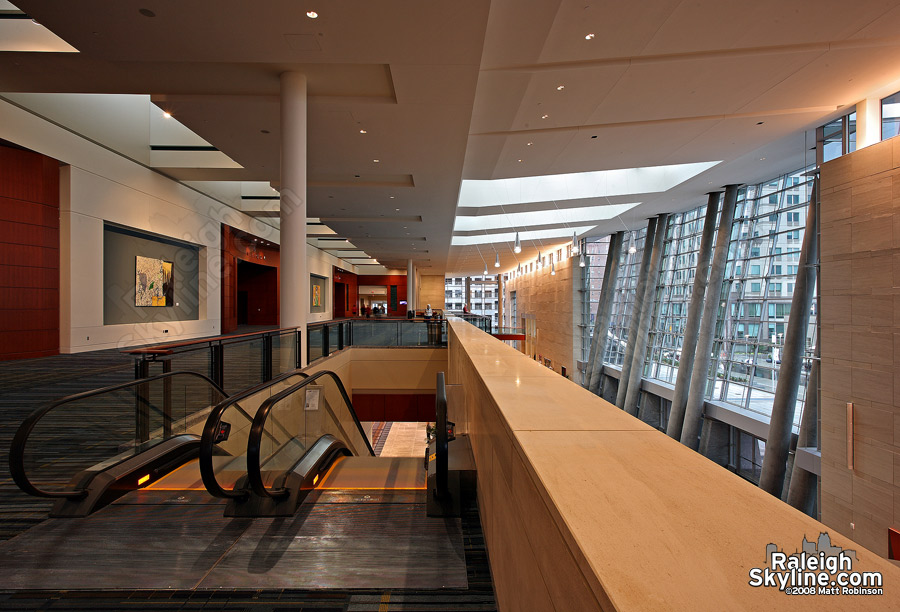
[483,263,489,276]
[627,232,637,254]
[579,253,586,267]
[550,261,556,276]
[494,252,500,268]
[572,231,578,255]
[513,231,521,254]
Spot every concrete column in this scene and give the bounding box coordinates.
[680,184,739,449]
[279,72,308,366]
[699,418,731,467]
[856,97,881,149]
[496,274,503,328]
[760,175,819,497]
[407,259,416,313]
[666,193,721,439]
[623,214,669,416]
[585,232,623,393]
[615,217,658,409]
[786,341,819,514]
[464,276,472,312]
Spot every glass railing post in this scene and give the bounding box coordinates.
[211,342,224,389]
[296,329,302,369]
[338,322,344,350]
[162,359,173,438]
[323,324,330,357]
[263,333,273,382]
[398,320,403,345]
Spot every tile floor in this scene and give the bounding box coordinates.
[378,421,429,458]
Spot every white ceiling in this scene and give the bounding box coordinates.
[4,0,900,275]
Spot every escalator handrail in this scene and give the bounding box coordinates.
[247,370,375,499]
[9,371,228,500]
[198,370,309,500]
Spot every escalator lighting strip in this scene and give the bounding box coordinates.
[137,474,150,486]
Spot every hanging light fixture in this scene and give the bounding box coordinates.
[572,231,578,255]
[550,261,556,276]
[483,263,489,276]
[627,232,637,254]
[579,253,586,267]
[494,252,500,268]
[513,231,521,254]
[536,251,542,269]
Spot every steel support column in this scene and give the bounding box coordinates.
[760,175,820,497]
[615,217,658,409]
[666,192,721,439]
[623,214,668,416]
[585,232,623,393]
[680,184,739,449]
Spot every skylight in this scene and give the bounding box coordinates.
[452,226,597,246]
[453,202,639,233]
[0,3,79,52]
[457,161,719,208]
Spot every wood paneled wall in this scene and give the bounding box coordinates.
[0,144,60,360]
[820,137,900,559]
[221,224,280,333]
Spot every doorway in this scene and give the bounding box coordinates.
[236,259,278,326]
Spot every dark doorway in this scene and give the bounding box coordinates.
[237,291,249,324]
[334,283,346,318]
[236,260,278,326]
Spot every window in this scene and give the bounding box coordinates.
[882,91,900,140]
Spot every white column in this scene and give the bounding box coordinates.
[280,72,308,366]
[856,97,881,149]
[407,259,416,314]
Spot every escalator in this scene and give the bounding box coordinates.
[1,368,482,596]
[8,370,309,517]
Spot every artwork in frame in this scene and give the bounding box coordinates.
[310,274,327,313]
[135,255,174,306]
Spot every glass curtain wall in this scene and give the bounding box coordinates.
[603,229,648,366]
[579,236,611,362]
[587,167,817,424]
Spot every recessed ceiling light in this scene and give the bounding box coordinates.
[139,8,156,18]
[306,11,318,19]
[556,85,565,91]
[373,159,380,163]
[260,129,270,134]
[395,208,400,211]
[585,33,595,40]
[359,129,367,134]
[526,142,533,146]
[162,111,172,119]
[541,114,549,119]
[389,195,394,199]
[518,159,523,163]
[759,157,766,161]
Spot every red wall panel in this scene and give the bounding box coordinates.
[221,225,280,333]
[351,393,436,422]
[0,145,59,360]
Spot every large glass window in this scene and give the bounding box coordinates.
[882,91,900,141]
[587,166,818,426]
[603,229,647,366]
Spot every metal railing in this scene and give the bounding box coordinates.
[9,372,227,500]
[127,327,301,393]
[307,318,447,363]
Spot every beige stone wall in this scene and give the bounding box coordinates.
[504,253,579,378]
[418,274,445,309]
[448,321,900,611]
[819,137,900,559]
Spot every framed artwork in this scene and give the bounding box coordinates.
[310,275,327,313]
[135,255,174,306]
